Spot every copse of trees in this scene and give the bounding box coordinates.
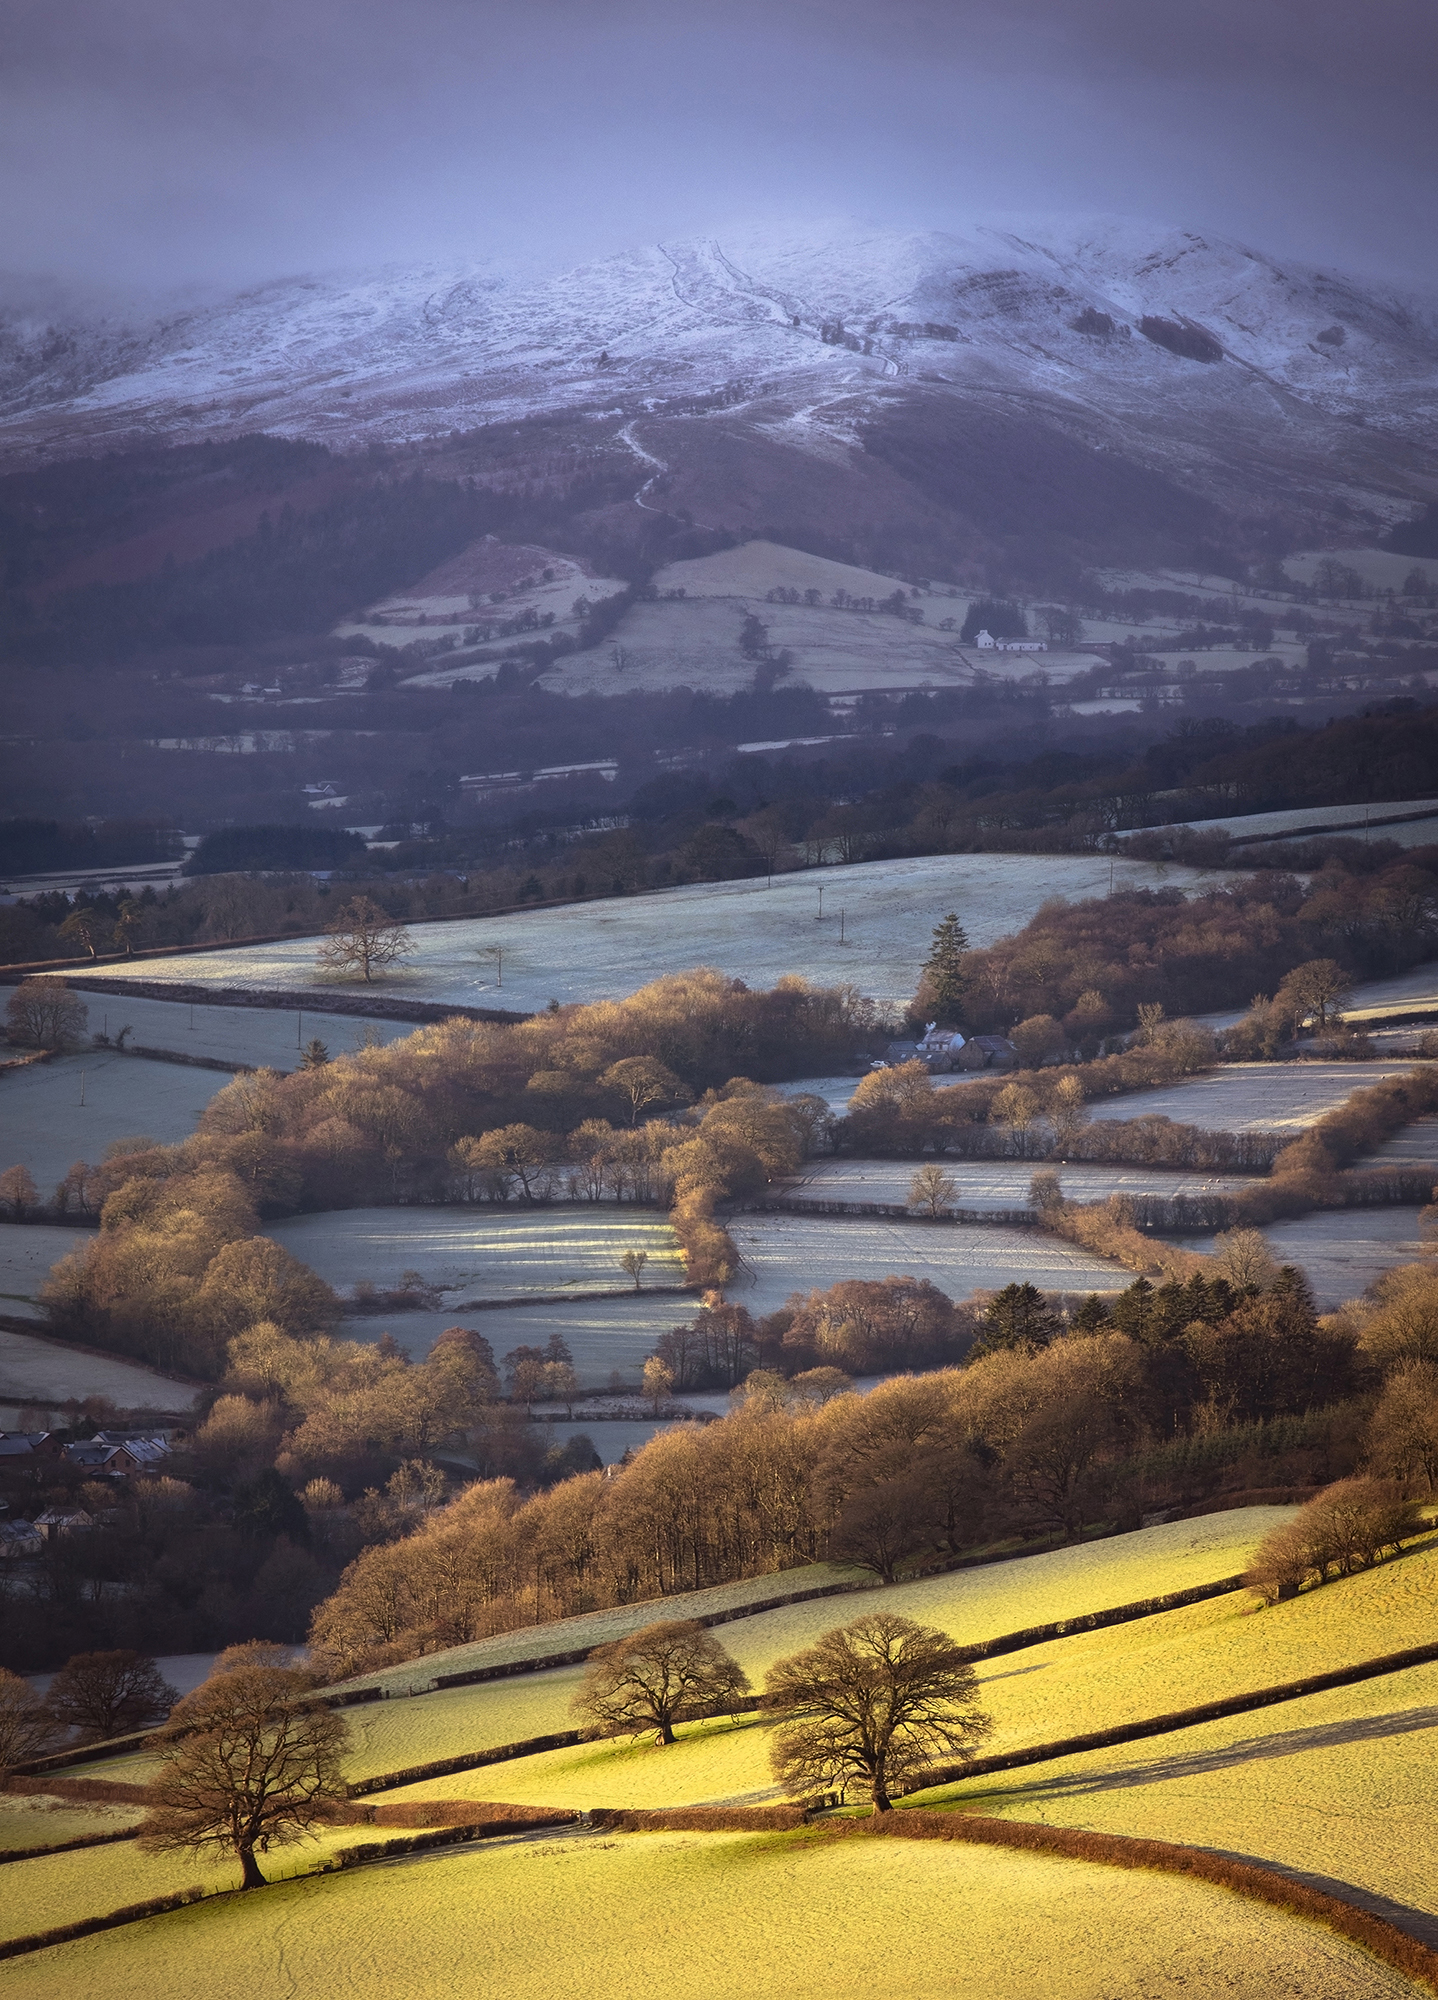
[306,1259,1373,1677]
[41,974,864,1376]
[941,868,1438,1037]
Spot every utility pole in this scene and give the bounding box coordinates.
[839,909,845,944]
[817,886,824,922]
[79,1069,85,1107]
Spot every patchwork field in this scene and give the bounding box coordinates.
[265,1206,683,1303]
[784,1160,1254,1208]
[0,1319,195,1412]
[1085,1060,1418,1134]
[62,993,407,1069]
[943,1659,1438,1940]
[81,852,1215,1015]
[1172,1209,1434,1310]
[328,1509,1286,1706]
[727,1213,1125,1316]
[373,1528,1437,1842]
[31,1509,1431,1994]
[339,1292,690,1382]
[1147,797,1438,844]
[0,1793,147,1856]
[0,1224,91,1321]
[2,1826,1404,2000]
[0,1053,223,1196]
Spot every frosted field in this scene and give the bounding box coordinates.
[540,594,981,698]
[0,1828,1397,2000]
[651,539,941,604]
[1149,796,1438,843]
[0,1792,147,1855]
[0,1053,222,1194]
[0,1320,196,1411]
[727,1214,1127,1315]
[1364,1115,1438,1171]
[1173,1209,1434,1310]
[941,1556,1438,1932]
[84,852,1215,1015]
[784,1160,1254,1208]
[0,1224,89,1320]
[771,1074,869,1115]
[1341,964,1438,1021]
[1085,1060,1417,1134]
[1286,546,1435,594]
[1196,964,1438,1033]
[265,1206,683,1302]
[339,1293,691,1383]
[71,993,406,1069]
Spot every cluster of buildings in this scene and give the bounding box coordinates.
[876,1025,1018,1074]
[971,630,1048,653]
[0,1429,182,1559]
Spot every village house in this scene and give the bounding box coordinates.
[61,1434,172,1478]
[33,1507,95,1541]
[0,1433,64,1464]
[972,630,1047,652]
[0,1519,44,1560]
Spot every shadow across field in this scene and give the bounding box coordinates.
[972,1703,1438,1804]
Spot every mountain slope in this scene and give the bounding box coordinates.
[3,217,1435,580]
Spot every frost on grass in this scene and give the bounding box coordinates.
[727,1215,1126,1317]
[0,1052,223,1194]
[85,852,1214,1014]
[264,1206,683,1301]
[1085,1060,1420,1135]
[0,1823,1413,2000]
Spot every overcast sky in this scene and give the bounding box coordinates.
[4,0,1436,297]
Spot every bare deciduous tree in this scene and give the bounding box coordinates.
[763,1613,990,1812]
[5,978,88,1050]
[0,1670,61,1776]
[138,1662,350,1888]
[908,1163,958,1218]
[0,1165,38,1219]
[600,1056,690,1125]
[620,1246,650,1290]
[316,896,416,983]
[642,1355,674,1412]
[572,1620,749,1745]
[1278,958,1353,1034]
[45,1650,180,1742]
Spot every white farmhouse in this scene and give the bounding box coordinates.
[972,630,1047,653]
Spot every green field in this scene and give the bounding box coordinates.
[328,1507,1291,1704]
[934,1657,1438,1935]
[12,1503,1436,1992]
[0,1827,1412,2000]
[0,1795,146,1856]
[378,1542,1438,1817]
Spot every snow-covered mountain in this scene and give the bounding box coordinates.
[4,217,1435,539]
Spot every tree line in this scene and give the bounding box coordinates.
[34,973,873,1374]
[307,1250,1438,1679]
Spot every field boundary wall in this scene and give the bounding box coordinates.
[832,1811,1438,1992]
[742,1197,1039,1226]
[929,1637,1438,1786]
